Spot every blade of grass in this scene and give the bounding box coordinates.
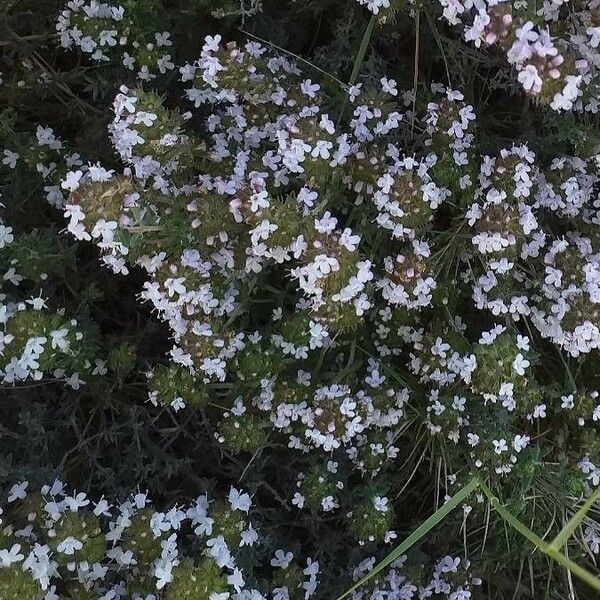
[478,479,600,593]
[550,485,600,551]
[238,28,347,88]
[349,14,376,87]
[556,346,577,392]
[411,9,420,138]
[336,13,377,124]
[335,477,480,600]
[424,9,451,87]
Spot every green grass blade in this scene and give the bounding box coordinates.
[238,28,347,87]
[478,479,600,593]
[424,9,451,87]
[478,479,548,549]
[548,550,600,592]
[336,13,376,124]
[550,485,600,551]
[335,477,480,600]
[348,14,376,87]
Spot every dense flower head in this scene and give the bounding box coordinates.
[56,1,175,79]
[433,0,600,112]
[350,554,482,600]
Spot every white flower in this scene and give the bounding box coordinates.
[65,491,90,510]
[373,496,389,512]
[170,397,186,411]
[292,492,305,509]
[203,34,222,53]
[380,77,398,96]
[561,394,574,409]
[518,65,543,94]
[339,228,360,251]
[65,372,85,389]
[99,29,117,47]
[513,434,530,452]
[516,335,530,351]
[228,488,252,513]
[0,544,24,567]
[240,524,258,547]
[314,211,337,234]
[467,433,480,447]
[479,325,506,345]
[438,555,461,573]
[8,481,28,502]
[321,495,337,511]
[134,111,158,127]
[155,31,173,47]
[271,549,294,569]
[207,535,233,568]
[56,536,83,555]
[384,530,397,543]
[93,498,111,517]
[348,84,362,102]
[2,149,19,169]
[0,224,14,248]
[61,170,84,192]
[50,329,70,351]
[512,353,530,376]
[300,79,320,98]
[492,439,508,454]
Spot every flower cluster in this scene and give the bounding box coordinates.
[2,124,82,208]
[0,481,319,600]
[55,33,600,548]
[0,205,107,387]
[350,554,482,600]
[0,299,103,388]
[355,0,392,16]
[56,1,175,80]
[437,0,600,111]
[3,2,600,595]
